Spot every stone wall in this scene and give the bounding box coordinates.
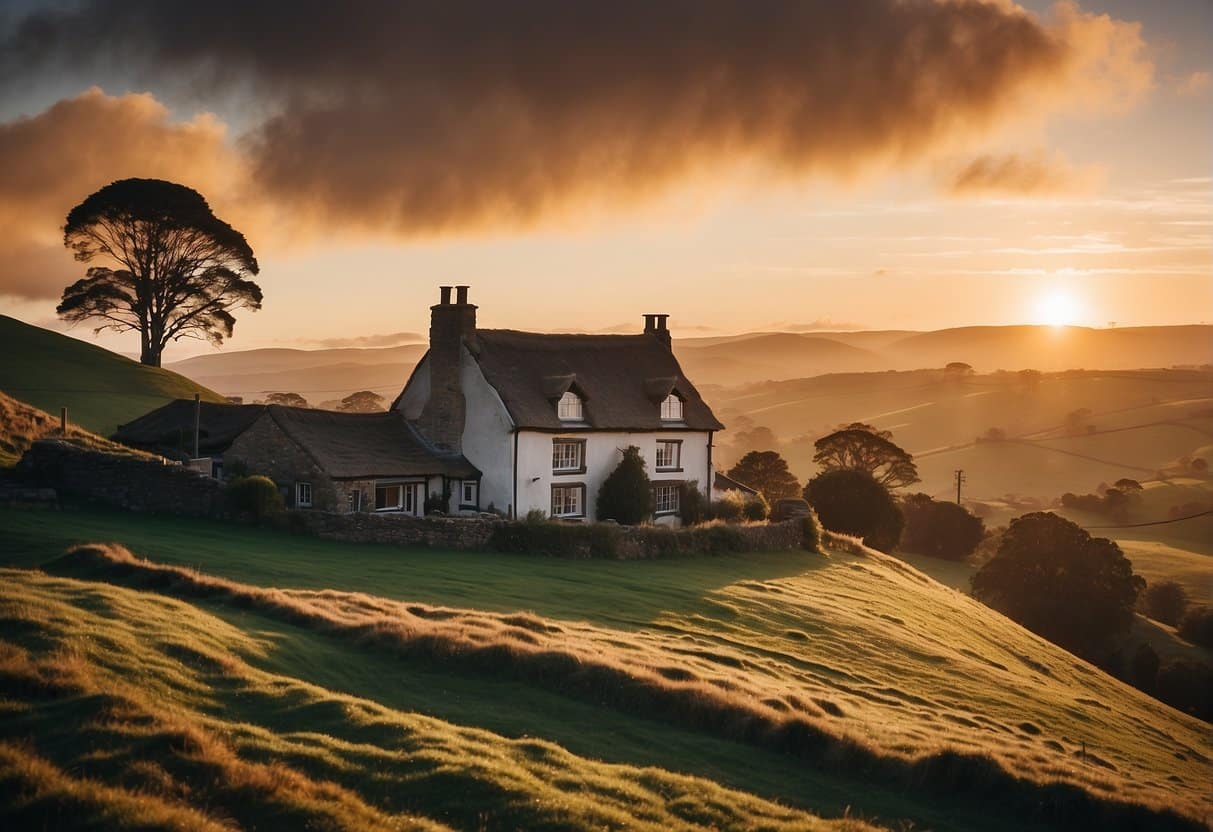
[225,414,339,510]
[20,440,225,516]
[289,509,500,550]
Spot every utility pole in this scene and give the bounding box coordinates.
[60,407,67,436]
[193,393,201,459]
[954,469,965,505]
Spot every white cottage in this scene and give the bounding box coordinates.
[394,286,725,524]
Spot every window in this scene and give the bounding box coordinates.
[377,483,422,514]
[295,482,313,508]
[376,484,402,511]
[551,484,586,518]
[552,439,586,473]
[558,391,584,421]
[346,489,362,513]
[655,440,681,471]
[654,483,680,516]
[461,480,478,508]
[660,394,683,421]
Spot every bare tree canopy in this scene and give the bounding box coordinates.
[57,178,261,367]
[813,422,919,489]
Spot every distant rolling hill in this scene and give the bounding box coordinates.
[0,315,224,436]
[155,324,1212,403]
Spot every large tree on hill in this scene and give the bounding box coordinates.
[804,468,903,553]
[813,422,919,488]
[726,450,801,502]
[970,512,1143,659]
[57,178,261,367]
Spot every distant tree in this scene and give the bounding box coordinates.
[945,361,974,375]
[1113,478,1143,493]
[804,469,902,552]
[1178,606,1213,649]
[899,493,985,561]
[58,178,261,367]
[813,423,919,489]
[1062,407,1094,436]
[338,391,387,412]
[970,512,1144,658]
[1142,581,1189,627]
[596,445,653,524]
[726,450,802,502]
[978,427,1007,443]
[1155,659,1213,721]
[265,392,309,408]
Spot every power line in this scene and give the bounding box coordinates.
[1082,509,1213,530]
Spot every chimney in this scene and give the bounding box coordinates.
[644,313,671,347]
[420,285,477,451]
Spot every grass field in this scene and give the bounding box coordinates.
[0,315,224,436]
[0,391,154,468]
[1,504,1209,830]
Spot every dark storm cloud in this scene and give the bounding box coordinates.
[0,1,1151,278]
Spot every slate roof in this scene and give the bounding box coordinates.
[469,330,724,431]
[263,406,478,480]
[114,400,265,454]
[116,399,478,479]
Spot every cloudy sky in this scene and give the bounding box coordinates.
[1,0,1209,357]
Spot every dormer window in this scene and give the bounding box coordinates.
[558,391,584,421]
[660,393,683,421]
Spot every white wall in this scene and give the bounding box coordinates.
[457,346,516,515]
[396,354,430,421]
[515,430,712,524]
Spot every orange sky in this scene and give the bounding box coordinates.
[0,1,1209,357]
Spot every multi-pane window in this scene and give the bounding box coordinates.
[461,480,478,507]
[295,482,313,508]
[375,482,420,514]
[551,484,585,518]
[552,440,584,473]
[655,440,680,470]
[654,483,680,515]
[346,489,362,513]
[660,394,683,421]
[558,391,584,421]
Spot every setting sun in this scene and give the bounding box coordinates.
[1032,289,1084,327]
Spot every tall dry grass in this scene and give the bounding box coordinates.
[49,542,1208,832]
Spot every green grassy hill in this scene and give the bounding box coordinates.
[0,315,225,436]
[1,505,1208,831]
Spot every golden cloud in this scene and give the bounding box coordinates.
[942,151,1103,196]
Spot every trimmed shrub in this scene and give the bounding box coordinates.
[596,445,653,524]
[742,492,770,521]
[804,469,902,553]
[491,520,622,558]
[800,514,820,552]
[680,480,708,526]
[1142,581,1189,626]
[1178,606,1213,648]
[226,475,284,524]
[709,491,745,522]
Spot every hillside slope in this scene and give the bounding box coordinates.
[0,391,150,467]
[1,506,1207,830]
[0,315,224,435]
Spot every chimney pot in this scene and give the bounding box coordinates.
[439,286,452,305]
[456,285,469,305]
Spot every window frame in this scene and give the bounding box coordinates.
[655,439,683,472]
[374,480,423,514]
[295,481,313,508]
[557,391,584,421]
[653,482,681,516]
[460,480,479,509]
[346,489,362,513]
[550,483,587,519]
[660,393,684,422]
[551,438,587,475]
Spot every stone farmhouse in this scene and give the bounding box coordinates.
[117,286,726,524]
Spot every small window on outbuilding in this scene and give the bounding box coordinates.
[558,391,584,421]
[296,482,313,508]
[660,393,683,421]
[461,480,478,508]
